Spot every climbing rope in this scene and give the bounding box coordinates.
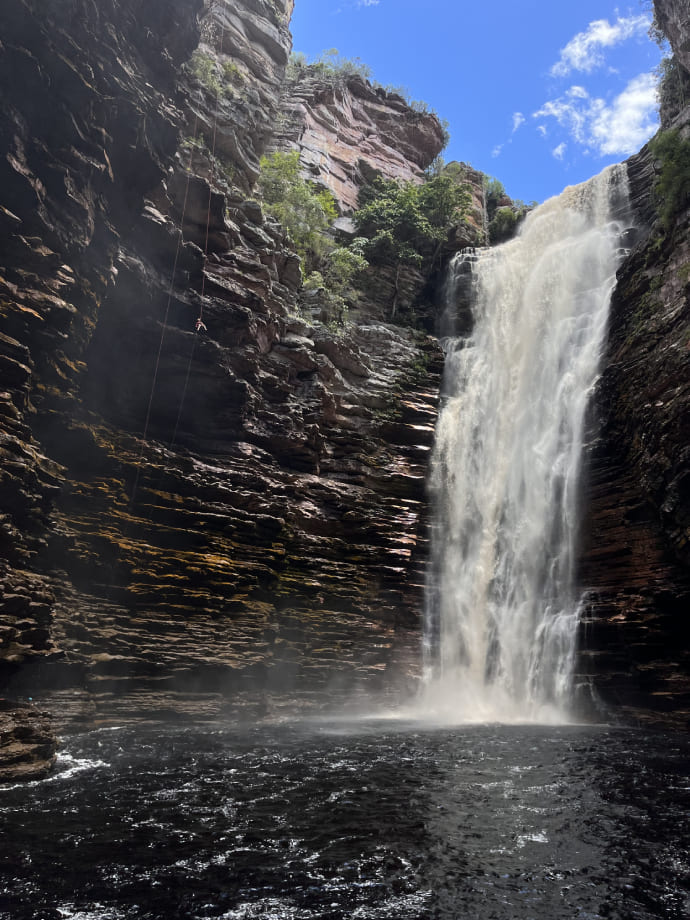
[169,11,227,449]
[131,3,228,501]
[130,115,200,507]
[130,4,232,506]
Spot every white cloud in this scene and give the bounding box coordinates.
[552,143,567,160]
[356,0,380,6]
[551,14,650,77]
[588,72,659,155]
[512,112,525,133]
[533,72,659,157]
[492,144,503,158]
[534,86,591,145]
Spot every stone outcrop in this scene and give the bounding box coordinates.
[576,11,690,726]
[0,699,56,782]
[0,0,447,778]
[188,0,295,192]
[269,67,485,331]
[271,68,446,213]
[654,0,690,75]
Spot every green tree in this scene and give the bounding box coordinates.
[353,173,471,317]
[488,207,520,244]
[485,177,507,220]
[257,150,337,272]
[355,173,470,264]
[304,246,369,327]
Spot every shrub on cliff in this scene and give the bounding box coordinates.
[185,50,244,99]
[354,173,471,267]
[351,172,471,319]
[287,49,372,83]
[257,150,337,271]
[655,55,690,126]
[488,207,521,244]
[648,128,690,230]
[304,246,369,328]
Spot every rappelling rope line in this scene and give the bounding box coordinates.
[130,114,200,508]
[169,9,227,448]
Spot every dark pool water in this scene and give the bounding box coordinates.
[1,719,688,919]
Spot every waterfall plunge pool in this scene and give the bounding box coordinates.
[1,719,688,919]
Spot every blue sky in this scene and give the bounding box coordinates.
[289,0,664,204]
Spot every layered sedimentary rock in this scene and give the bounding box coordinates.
[187,0,295,192]
[272,69,446,213]
[2,0,689,785]
[576,7,690,725]
[0,0,204,777]
[0,0,447,777]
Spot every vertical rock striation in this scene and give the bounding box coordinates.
[576,2,690,725]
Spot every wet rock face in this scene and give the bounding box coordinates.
[0,699,56,782]
[577,135,690,726]
[0,0,446,776]
[272,72,447,213]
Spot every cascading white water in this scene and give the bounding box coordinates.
[422,165,632,723]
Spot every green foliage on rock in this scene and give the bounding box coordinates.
[648,128,690,230]
[484,176,533,244]
[655,55,690,125]
[186,50,244,99]
[257,150,338,272]
[485,177,506,221]
[287,48,372,83]
[187,50,222,95]
[488,207,521,244]
[304,247,369,328]
[353,172,471,267]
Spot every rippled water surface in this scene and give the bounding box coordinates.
[1,720,688,919]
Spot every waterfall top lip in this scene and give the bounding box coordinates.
[538,161,628,209]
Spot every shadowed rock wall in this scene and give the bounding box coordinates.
[0,0,446,779]
[576,4,690,725]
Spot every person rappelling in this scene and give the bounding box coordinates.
[195,317,207,334]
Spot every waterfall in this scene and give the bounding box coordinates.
[422,165,632,723]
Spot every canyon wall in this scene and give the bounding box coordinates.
[2,0,689,782]
[0,0,453,780]
[576,0,690,726]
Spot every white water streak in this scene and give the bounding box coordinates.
[421,165,631,723]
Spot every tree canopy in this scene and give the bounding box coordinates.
[354,173,471,266]
[257,150,337,271]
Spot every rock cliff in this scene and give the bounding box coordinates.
[272,67,447,214]
[576,0,690,726]
[654,0,690,75]
[2,0,689,783]
[0,0,448,779]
